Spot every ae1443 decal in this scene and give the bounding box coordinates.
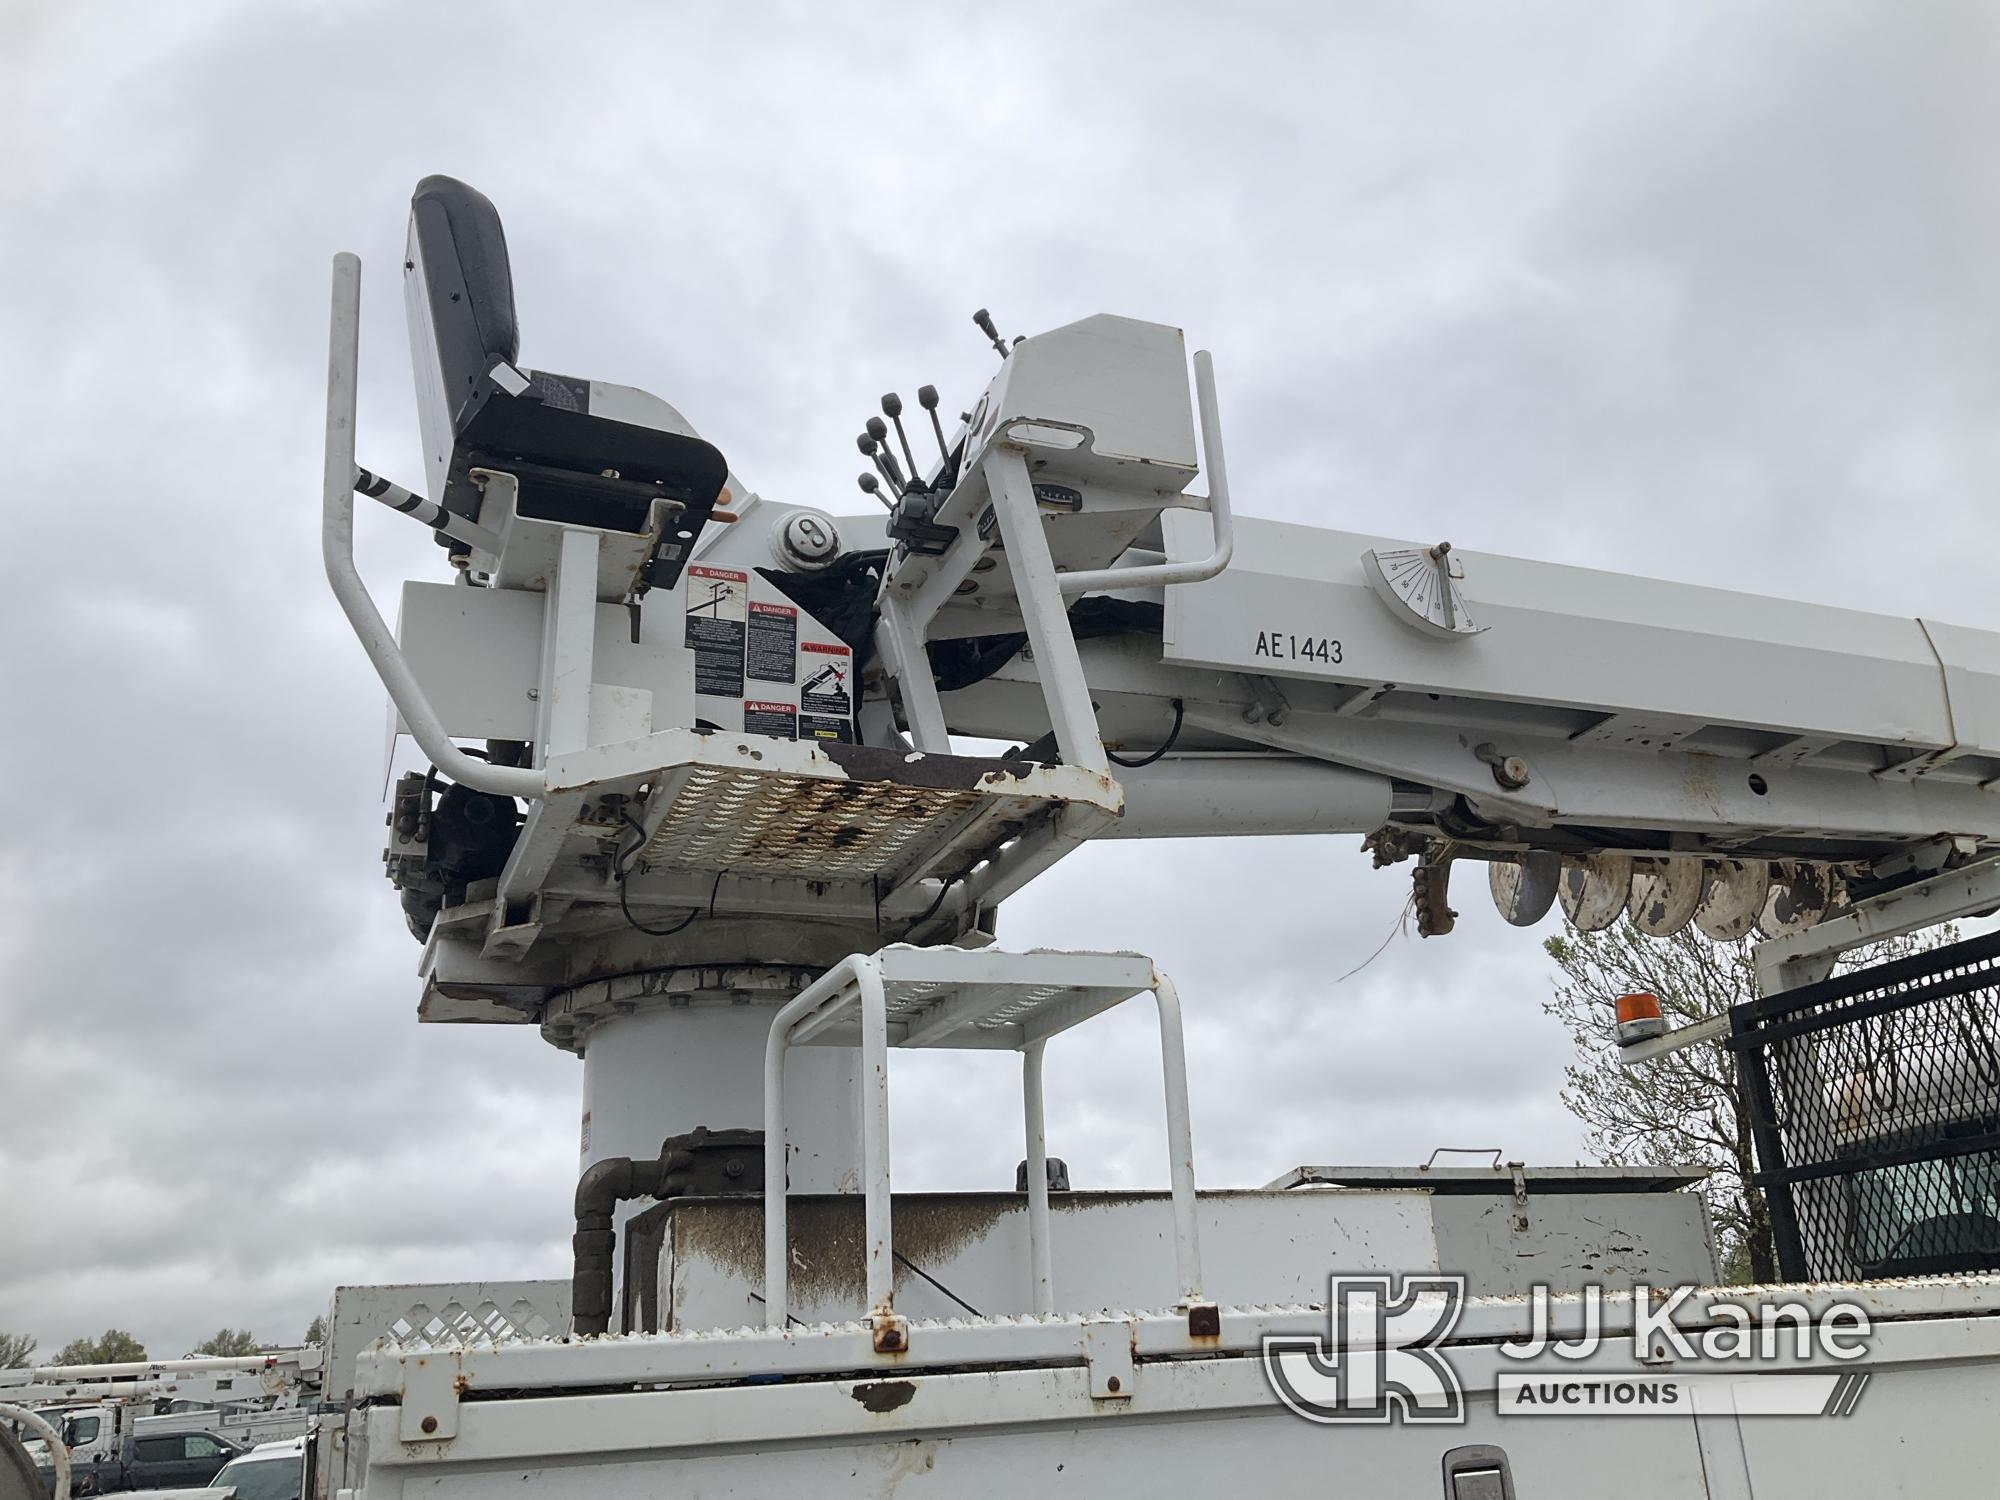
[1252,630,1343,666]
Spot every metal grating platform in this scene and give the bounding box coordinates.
[418,739,1127,1022]
[640,764,985,879]
[552,731,1122,891]
[782,945,1158,1051]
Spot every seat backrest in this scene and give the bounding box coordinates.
[405,175,521,497]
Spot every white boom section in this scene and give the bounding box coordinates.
[843,312,2000,869]
[1166,517,1981,753]
[0,1351,317,1406]
[1163,515,2000,800]
[913,508,2000,850]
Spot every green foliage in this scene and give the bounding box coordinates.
[1719,1236,1758,1286]
[0,1332,36,1369]
[193,1328,260,1357]
[55,1329,148,1365]
[303,1315,327,1346]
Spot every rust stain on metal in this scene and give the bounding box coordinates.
[644,765,983,878]
[851,1379,917,1413]
[679,1194,1014,1307]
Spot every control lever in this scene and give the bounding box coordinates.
[857,472,895,510]
[865,417,910,492]
[857,432,902,495]
[881,393,920,481]
[973,308,1009,360]
[917,384,949,462]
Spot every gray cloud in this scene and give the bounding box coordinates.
[2,0,1993,1358]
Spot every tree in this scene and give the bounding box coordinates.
[55,1330,147,1365]
[193,1329,260,1357]
[302,1316,327,1346]
[1543,920,1950,1283]
[0,1332,35,1370]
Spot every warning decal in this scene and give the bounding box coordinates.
[799,641,852,718]
[799,713,855,744]
[744,700,798,738]
[685,565,747,697]
[747,601,798,683]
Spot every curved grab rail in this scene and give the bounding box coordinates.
[322,253,541,801]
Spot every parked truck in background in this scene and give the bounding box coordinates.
[40,1401,310,1490]
[46,1426,243,1498]
[208,1439,307,1500]
[0,1355,317,1500]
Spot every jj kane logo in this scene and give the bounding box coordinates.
[1263,1276,1874,1425]
[1263,1275,1467,1424]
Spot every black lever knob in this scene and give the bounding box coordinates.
[973,308,1008,360]
[881,393,919,478]
[858,432,901,494]
[917,384,948,460]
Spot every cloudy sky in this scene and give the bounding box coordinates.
[2,1,1995,1361]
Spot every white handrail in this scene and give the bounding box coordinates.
[1151,971,1205,1303]
[761,949,1207,1334]
[1022,1040,1055,1315]
[1055,349,1234,596]
[763,956,896,1330]
[321,253,540,801]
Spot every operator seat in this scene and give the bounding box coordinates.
[404,174,729,588]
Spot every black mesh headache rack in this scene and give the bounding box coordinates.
[1732,927,2000,1281]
